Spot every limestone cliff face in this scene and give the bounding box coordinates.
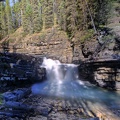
[1,26,120,64]
[72,36,99,63]
[72,41,85,63]
[78,34,120,61]
[0,27,73,63]
[78,35,120,90]
[97,37,120,59]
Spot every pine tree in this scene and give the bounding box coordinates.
[25,0,33,34]
[95,0,111,26]
[42,0,53,30]
[12,0,16,27]
[46,0,53,28]
[15,1,22,27]
[32,0,42,33]
[75,0,85,30]
[88,0,111,27]
[0,0,112,39]
[53,0,57,26]
[21,0,28,33]
[58,0,67,31]
[66,0,78,37]
[0,2,7,37]
[5,0,14,34]
[0,2,2,39]
[12,0,20,29]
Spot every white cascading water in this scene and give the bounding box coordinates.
[41,58,62,82]
[32,58,120,106]
[41,57,79,83]
[32,58,83,97]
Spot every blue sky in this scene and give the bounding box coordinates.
[10,0,18,6]
[10,0,14,6]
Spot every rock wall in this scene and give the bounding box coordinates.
[10,54,46,81]
[94,67,120,90]
[0,53,46,88]
[79,59,120,90]
[1,26,120,91]
[97,37,120,59]
[72,37,99,63]
[72,41,85,64]
[1,28,73,63]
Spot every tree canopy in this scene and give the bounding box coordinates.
[0,0,113,40]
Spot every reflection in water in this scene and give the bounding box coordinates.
[32,58,120,107]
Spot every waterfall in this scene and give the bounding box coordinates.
[32,58,81,96]
[32,58,120,105]
[41,57,79,82]
[41,58,62,82]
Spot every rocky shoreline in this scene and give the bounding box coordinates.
[0,86,120,120]
[0,53,119,120]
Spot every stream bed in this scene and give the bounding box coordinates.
[31,58,120,119]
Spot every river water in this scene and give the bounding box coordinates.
[32,58,120,107]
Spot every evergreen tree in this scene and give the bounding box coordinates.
[0,2,2,39]
[42,0,53,30]
[0,0,113,39]
[66,0,78,37]
[12,0,20,29]
[95,0,111,26]
[21,0,28,33]
[32,0,42,33]
[53,0,57,26]
[46,0,53,28]
[5,0,14,34]
[25,0,33,34]
[88,0,111,27]
[15,1,22,27]
[73,0,85,31]
[58,0,67,31]
[0,2,7,37]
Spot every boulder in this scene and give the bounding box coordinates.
[2,88,31,101]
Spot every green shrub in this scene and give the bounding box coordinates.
[22,32,27,37]
[39,33,46,41]
[8,39,14,43]
[80,29,94,43]
[102,34,115,41]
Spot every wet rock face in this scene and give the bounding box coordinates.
[78,34,120,90]
[94,67,120,90]
[0,53,46,88]
[81,40,98,58]
[98,39,120,59]
[72,43,85,64]
[2,88,31,101]
[70,36,97,63]
[79,60,120,91]
[72,38,99,63]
